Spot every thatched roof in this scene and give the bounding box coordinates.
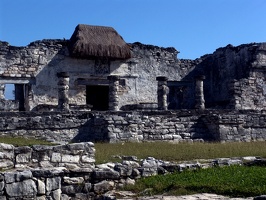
[68,24,131,60]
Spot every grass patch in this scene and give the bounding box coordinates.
[0,136,55,147]
[95,141,266,164]
[124,165,266,197]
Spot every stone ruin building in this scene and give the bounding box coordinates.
[0,24,266,143]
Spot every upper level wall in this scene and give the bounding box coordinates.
[1,40,266,111]
[184,43,266,109]
[0,40,197,111]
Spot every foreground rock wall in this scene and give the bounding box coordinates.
[0,142,95,170]
[0,141,265,199]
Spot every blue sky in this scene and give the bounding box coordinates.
[1,0,266,59]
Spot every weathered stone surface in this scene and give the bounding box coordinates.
[5,179,37,197]
[51,189,62,200]
[92,169,120,181]
[46,177,61,193]
[4,170,32,184]
[93,180,115,194]
[63,177,84,185]
[37,179,46,195]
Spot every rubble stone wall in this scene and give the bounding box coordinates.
[0,112,93,143]
[0,142,95,170]
[204,110,266,142]
[0,111,266,144]
[0,141,265,199]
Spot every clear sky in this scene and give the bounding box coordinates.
[1,0,266,59]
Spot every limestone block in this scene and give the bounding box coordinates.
[51,189,62,200]
[61,194,71,200]
[51,153,62,163]
[140,167,158,177]
[63,177,84,185]
[0,143,14,151]
[31,167,68,178]
[36,196,46,200]
[61,155,80,163]
[92,169,120,181]
[5,179,37,198]
[37,179,46,195]
[131,168,141,178]
[81,155,95,163]
[38,55,46,65]
[16,153,31,164]
[114,163,132,177]
[59,163,79,169]
[39,161,53,168]
[61,185,76,195]
[0,160,14,169]
[93,180,115,195]
[0,181,4,192]
[125,177,135,186]
[61,182,90,195]
[46,177,61,193]
[4,170,32,184]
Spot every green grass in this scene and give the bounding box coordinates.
[0,136,55,146]
[124,165,266,197]
[95,141,266,164]
[95,141,266,197]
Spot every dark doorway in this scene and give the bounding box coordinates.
[86,85,109,111]
[14,84,25,111]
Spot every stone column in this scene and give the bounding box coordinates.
[108,75,120,111]
[195,75,205,110]
[228,79,242,110]
[57,72,70,111]
[0,84,5,99]
[156,76,169,110]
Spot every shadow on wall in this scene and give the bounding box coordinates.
[72,113,110,143]
[180,45,254,109]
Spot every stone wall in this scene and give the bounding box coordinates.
[0,141,265,199]
[0,110,266,144]
[0,40,198,111]
[0,142,95,170]
[102,110,212,143]
[204,110,266,142]
[0,112,94,144]
[184,43,266,109]
[0,111,213,144]
[1,39,266,111]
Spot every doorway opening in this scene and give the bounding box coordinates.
[86,85,109,111]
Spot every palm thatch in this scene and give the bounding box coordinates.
[68,24,131,60]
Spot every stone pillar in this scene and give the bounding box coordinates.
[195,75,205,110]
[228,79,242,110]
[156,76,169,110]
[57,72,69,111]
[0,84,5,99]
[108,75,120,111]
